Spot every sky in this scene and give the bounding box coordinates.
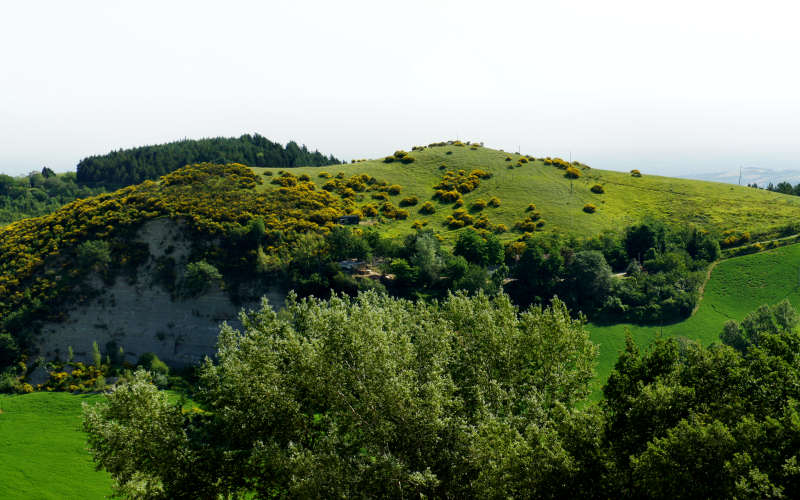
[2,0,800,176]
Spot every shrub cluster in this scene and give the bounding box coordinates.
[720,230,751,248]
[543,157,571,169]
[434,190,462,203]
[488,197,501,208]
[471,199,488,211]
[631,169,642,177]
[360,203,379,217]
[583,204,597,213]
[446,208,474,229]
[433,169,489,198]
[379,202,409,220]
[565,166,582,179]
[321,173,396,199]
[514,210,544,232]
[591,184,605,194]
[418,201,436,214]
[390,150,416,164]
[472,215,491,229]
[399,196,419,207]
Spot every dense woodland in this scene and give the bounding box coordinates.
[76,134,341,188]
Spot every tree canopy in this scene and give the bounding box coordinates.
[84,290,598,498]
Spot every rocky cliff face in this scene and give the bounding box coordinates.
[36,218,286,367]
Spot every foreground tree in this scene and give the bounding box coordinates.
[84,290,598,498]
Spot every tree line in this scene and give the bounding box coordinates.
[76,134,341,188]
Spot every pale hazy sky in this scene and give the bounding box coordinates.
[2,0,799,176]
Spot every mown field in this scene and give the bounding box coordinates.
[587,242,800,397]
[0,390,193,499]
[254,144,800,244]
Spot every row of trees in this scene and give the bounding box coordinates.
[84,292,800,498]
[76,134,341,188]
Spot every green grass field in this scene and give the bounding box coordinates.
[587,243,800,398]
[0,390,194,499]
[0,392,111,499]
[255,144,800,244]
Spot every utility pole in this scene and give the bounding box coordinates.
[739,166,742,186]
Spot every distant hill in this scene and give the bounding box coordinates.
[683,166,800,187]
[76,134,342,188]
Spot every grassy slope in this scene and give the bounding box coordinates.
[255,144,800,243]
[0,390,194,499]
[588,243,800,397]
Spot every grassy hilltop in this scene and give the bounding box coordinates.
[259,142,800,243]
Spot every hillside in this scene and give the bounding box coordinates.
[4,141,800,371]
[264,142,800,243]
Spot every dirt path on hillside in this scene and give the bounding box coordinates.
[691,260,719,317]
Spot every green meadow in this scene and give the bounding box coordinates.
[0,390,194,499]
[0,392,111,499]
[588,243,800,397]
